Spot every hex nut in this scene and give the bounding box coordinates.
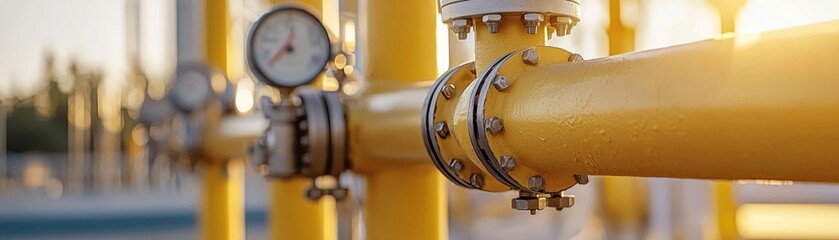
[450,19,473,40]
[522,13,544,34]
[484,117,504,134]
[482,14,502,34]
[500,155,517,172]
[574,174,590,185]
[441,84,455,99]
[469,173,485,188]
[528,175,545,192]
[434,121,450,138]
[522,48,539,65]
[511,197,544,210]
[449,159,464,173]
[568,53,584,62]
[552,16,574,37]
[492,75,510,91]
[547,196,575,210]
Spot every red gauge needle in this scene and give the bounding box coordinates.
[268,31,295,66]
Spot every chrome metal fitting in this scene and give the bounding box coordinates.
[522,48,539,65]
[500,155,516,172]
[522,13,544,34]
[528,175,545,192]
[551,16,574,37]
[492,75,510,91]
[434,121,450,138]
[450,18,473,40]
[484,117,504,134]
[482,14,502,34]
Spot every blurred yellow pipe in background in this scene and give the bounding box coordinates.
[201,0,243,239]
[262,1,336,240]
[351,0,446,239]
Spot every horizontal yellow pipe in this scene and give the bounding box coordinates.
[348,82,433,171]
[496,20,839,182]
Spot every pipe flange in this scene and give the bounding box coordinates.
[422,62,477,189]
[439,0,580,24]
[323,91,347,176]
[298,87,331,177]
[471,46,579,194]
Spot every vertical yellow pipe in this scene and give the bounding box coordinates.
[708,1,745,238]
[472,14,545,73]
[366,0,437,82]
[262,1,335,240]
[361,0,446,239]
[202,161,244,240]
[366,165,447,240]
[270,178,336,240]
[202,0,243,239]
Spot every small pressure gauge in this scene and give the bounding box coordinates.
[169,63,217,112]
[247,5,332,88]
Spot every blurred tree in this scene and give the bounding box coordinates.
[6,52,69,153]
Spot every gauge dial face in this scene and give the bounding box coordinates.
[171,70,212,112]
[248,7,331,88]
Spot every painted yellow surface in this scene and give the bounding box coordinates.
[365,0,438,82]
[262,1,336,240]
[715,182,738,240]
[472,14,546,73]
[200,0,243,239]
[366,165,447,240]
[350,0,446,239]
[491,20,839,182]
[269,178,336,240]
[200,161,244,240]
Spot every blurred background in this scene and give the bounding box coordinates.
[2,0,839,239]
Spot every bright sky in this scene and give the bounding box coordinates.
[0,0,179,100]
[0,0,128,98]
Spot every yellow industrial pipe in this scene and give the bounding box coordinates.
[484,20,839,183]
[261,0,337,239]
[472,14,546,73]
[349,0,446,239]
[201,0,243,239]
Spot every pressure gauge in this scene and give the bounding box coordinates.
[169,63,217,112]
[247,5,332,88]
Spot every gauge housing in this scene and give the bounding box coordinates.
[169,63,219,113]
[247,5,334,88]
